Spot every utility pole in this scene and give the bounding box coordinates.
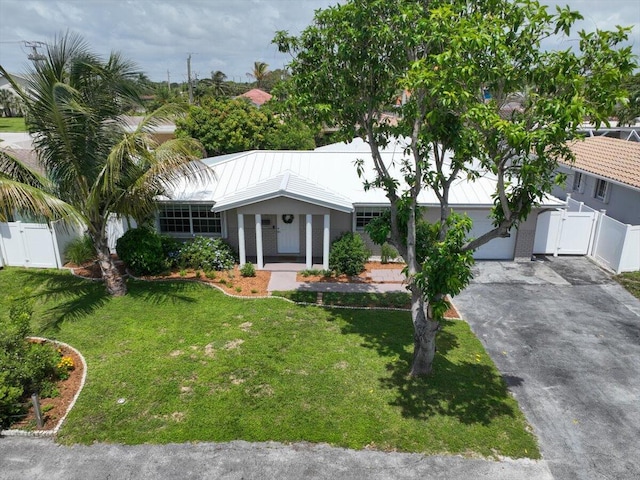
[24,41,46,62]
[167,70,171,93]
[187,54,193,104]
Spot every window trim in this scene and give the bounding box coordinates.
[354,206,388,232]
[572,172,585,193]
[594,178,610,202]
[157,203,224,237]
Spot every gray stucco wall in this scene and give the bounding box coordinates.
[553,167,640,225]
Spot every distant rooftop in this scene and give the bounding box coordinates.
[238,89,272,107]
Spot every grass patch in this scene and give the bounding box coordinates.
[614,271,640,300]
[0,267,539,458]
[0,117,27,132]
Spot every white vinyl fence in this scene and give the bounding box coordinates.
[534,196,640,273]
[0,215,131,269]
[0,221,80,268]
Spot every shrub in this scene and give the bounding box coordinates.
[178,237,236,271]
[64,235,96,265]
[380,242,399,264]
[240,262,256,277]
[329,232,370,276]
[160,235,182,269]
[116,228,167,275]
[0,299,65,427]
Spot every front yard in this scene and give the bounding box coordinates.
[0,267,539,458]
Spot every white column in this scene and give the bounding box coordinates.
[237,213,246,267]
[323,214,330,270]
[305,214,313,269]
[255,214,263,269]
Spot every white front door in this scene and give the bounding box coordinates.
[277,214,300,253]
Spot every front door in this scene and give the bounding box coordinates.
[277,214,300,253]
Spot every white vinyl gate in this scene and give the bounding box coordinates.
[0,221,61,268]
[533,209,598,256]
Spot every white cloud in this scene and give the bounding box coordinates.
[0,0,638,81]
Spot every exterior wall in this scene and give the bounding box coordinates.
[553,167,640,225]
[225,202,351,258]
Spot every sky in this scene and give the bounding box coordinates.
[0,0,639,83]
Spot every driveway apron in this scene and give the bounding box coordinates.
[454,257,640,480]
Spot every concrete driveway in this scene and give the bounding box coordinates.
[1,256,638,479]
[454,256,640,480]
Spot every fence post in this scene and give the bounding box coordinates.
[590,209,607,258]
[31,393,44,428]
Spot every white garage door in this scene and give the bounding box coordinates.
[467,210,516,260]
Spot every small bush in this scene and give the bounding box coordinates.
[380,242,399,264]
[65,235,96,265]
[116,228,167,275]
[160,235,182,269]
[240,262,256,277]
[329,232,370,276]
[178,237,236,271]
[0,299,65,427]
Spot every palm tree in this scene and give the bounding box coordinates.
[247,61,269,89]
[0,33,209,296]
[210,70,228,97]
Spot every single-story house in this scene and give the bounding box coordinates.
[158,138,564,269]
[552,136,640,226]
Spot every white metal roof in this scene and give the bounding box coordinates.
[164,137,564,210]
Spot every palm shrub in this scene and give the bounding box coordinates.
[0,32,209,296]
[240,262,256,277]
[329,232,370,276]
[178,237,236,271]
[116,228,167,275]
[64,235,96,265]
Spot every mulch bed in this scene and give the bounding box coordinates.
[296,261,405,284]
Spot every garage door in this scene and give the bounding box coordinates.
[467,210,516,260]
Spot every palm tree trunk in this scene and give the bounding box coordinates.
[94,236,127,296]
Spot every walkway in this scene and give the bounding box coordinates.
[265,262,407,293]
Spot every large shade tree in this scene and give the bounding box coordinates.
[276,0,635,375]
[0,33,209,296]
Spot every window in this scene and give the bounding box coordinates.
[355,207,387,232]
[572,172,584,192]
[158,203,222,235]
[594,179,609,202]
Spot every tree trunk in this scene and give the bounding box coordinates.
[409,289,440,376]
[95,237,127,297]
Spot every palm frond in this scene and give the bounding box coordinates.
[0,177,83,223]
[0,150,52,191]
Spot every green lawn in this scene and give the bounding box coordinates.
[0,117,26,132]
[274,290,412,309]
[0,267,539,458]
[614,271,640,300]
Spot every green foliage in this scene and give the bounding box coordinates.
[64,235,96,265]
[0,371,24,428]
[160,235,182,269]
[380,242,398,264]
[116,228,167,275]
[178,236,237,271]
[0,299,65,427]
[329,232,370,276]
[175,97,315,156]
[240,262,256,277]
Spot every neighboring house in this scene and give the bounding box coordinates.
[120,115,176,144]
[157,138,564,269]
[552,136,640,226]
[238,88,272,107]
[0,72,30,93]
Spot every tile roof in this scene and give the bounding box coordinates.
[562,137,640,190]
[238,89,272,106]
